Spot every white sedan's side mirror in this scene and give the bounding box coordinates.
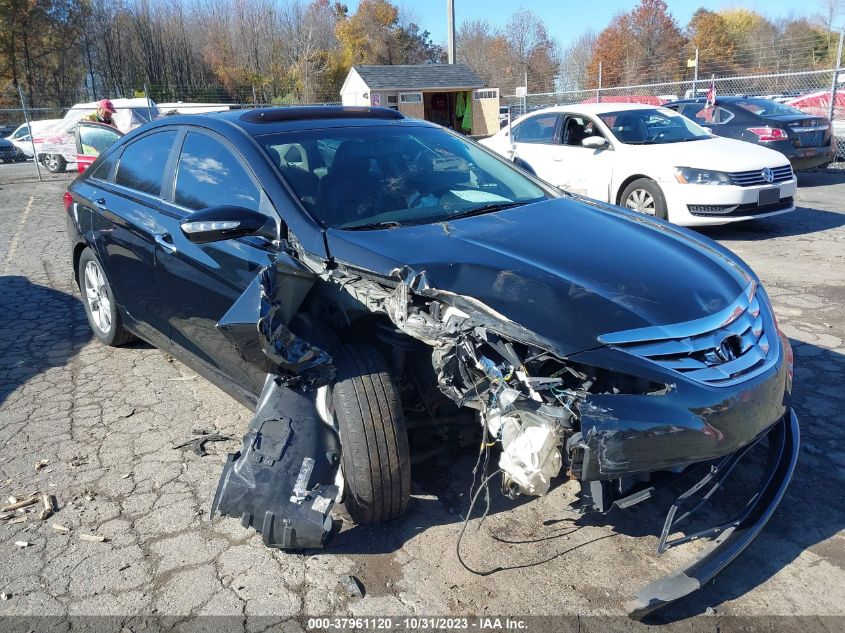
[582,136,609,149]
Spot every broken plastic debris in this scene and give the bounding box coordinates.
[173,433,232,457]
[79,534,107,543]
[39,494,56,520]
[14,541,31,548]
[338,575,364,598]
[51,523,70,533]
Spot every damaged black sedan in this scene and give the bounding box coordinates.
[64,106,798,617]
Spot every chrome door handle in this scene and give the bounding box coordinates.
[154,233,176,253]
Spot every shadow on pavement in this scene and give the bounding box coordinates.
[0,275,92,406]
[330,340,845,621]
[697,205,845,241]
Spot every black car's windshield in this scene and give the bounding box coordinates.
[257,125,551,229]
[734,99,805,117]
[599,108,711,144]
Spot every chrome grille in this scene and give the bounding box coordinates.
[599,281,776,386]
[728,165,793,187]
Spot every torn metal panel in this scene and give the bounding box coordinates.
[212,377,341,549]
[217,264,333,389]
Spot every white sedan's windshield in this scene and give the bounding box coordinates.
[259,126,551,229]
[599,108,711,145]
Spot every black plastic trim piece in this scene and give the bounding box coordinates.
[625,409,800,620]
[240,106,404,123]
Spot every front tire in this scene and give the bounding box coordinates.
[332,343,411,525]
[77,248,136,346]
[621,178,668,220]
[42,153,66,173]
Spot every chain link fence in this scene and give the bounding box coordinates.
[502,69,845,160]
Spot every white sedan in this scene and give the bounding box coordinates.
[480,103,798,226]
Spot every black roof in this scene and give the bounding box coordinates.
[238,106,404,123]
[136,106,436,139]
[352,64,484,90]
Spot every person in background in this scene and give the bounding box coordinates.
[82,99,117,127]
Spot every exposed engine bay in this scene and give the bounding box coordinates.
[211,253,798,619]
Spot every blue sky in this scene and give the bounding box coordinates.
[345,0,826,48]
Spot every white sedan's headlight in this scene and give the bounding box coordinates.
[673,167,731,185]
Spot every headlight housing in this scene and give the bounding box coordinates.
[674,167,731,185]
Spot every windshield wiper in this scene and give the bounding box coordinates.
[342,220,403,231]
[445,201,526,221]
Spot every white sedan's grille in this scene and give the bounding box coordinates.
[729,165,793,187]
[599,282,776,386]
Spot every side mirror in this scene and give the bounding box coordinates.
[582,136,609,149]
[180,206,269,244]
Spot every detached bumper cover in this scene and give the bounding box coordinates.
[626,408,800,619]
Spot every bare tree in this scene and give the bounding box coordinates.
[560,29,596,90]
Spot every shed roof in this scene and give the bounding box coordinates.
[352,64,485,91]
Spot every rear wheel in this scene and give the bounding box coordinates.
[332,343,411,525]
[621,178,668,220]
[42,153,66,173]
[78,248,136,346]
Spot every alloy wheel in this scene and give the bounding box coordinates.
[625,189,656,215]
[83,260,112,334]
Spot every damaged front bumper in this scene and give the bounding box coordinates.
[626,408,800,619]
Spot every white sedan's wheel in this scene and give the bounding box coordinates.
[620,178,668,221]
[625,189,656,215]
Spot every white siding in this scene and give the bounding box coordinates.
[340,68,371,106]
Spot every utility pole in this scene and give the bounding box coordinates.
[17,83,43,182]
[447,0,455,64]
[597,61,602,103]
[829,27,844,124]
[692,48,699,97]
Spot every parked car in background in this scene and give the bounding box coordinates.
[33,97,159,173]
[74,121,123,173]
[480,103,797,226]
[785,90,845,151]
[0,137,25,162]
[64,106,797,618]
[665,96,834,170]
[6,120,61,159]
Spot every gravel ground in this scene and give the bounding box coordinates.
[0,170,844,631]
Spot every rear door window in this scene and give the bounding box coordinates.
[115,131,178,196]
[685,105,734,126]
[174,132,260,211]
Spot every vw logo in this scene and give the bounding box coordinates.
[761,167,774,183]
[714,334,743,363]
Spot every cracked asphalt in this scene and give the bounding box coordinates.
[1,168,844,629]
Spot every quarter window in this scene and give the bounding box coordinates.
[115,131,178,196]
[174,132,260,211]
[89,152,118,182]
[512,114,559,144]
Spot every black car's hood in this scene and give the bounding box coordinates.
[325,197,754,355]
